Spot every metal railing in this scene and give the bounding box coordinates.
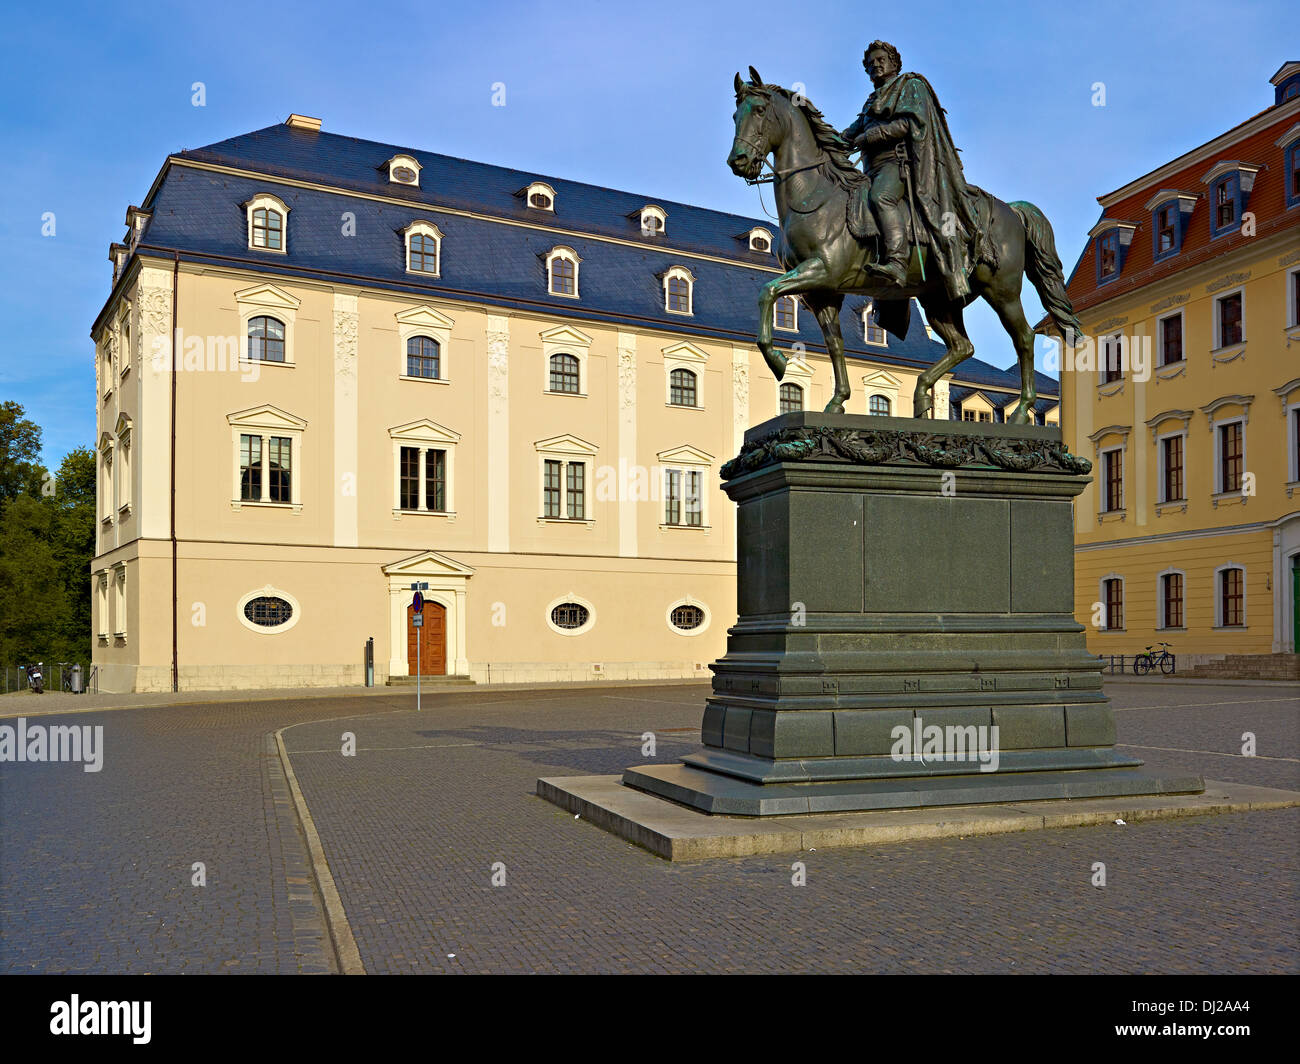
[2,663,97,694]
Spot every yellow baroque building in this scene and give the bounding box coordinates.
[1048,62,1300,673]
[91,114,1059,692]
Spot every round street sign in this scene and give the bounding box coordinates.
[412,591,424,613]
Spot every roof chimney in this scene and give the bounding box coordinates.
[285,114,322,132]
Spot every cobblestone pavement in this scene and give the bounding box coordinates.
[2,681,1297,973]
[281,681,1300,975]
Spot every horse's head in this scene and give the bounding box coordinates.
[727,67,787,181]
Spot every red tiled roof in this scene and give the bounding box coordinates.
[1065,107,1299,317]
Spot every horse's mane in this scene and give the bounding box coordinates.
[740,82,862,191]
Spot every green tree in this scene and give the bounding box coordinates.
[0,401,47,513]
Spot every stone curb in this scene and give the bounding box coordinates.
[538,775,1300,861]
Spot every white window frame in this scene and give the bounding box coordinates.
[395,304,454,383]
[747,227,772,253]
[524,181,555,211]
[1099,445,1125,513]
[1287,266,1300,330]
[541,325,591,396]
[1212,286,1246,351]
[658,446,714,530]
[1098,332,1124,386]
[95,570,109,643]
[403,219,443,276]
[236,283,300,369]
[118,302,132,380]
[868,393,892,416]
[384,153,422,186]
[245,192,289,254]
[639,204,667,237]
[1214,562,1247,628]
[545,593,596,636]
[1156,308,1185,368]
[115,414,133,518]
[1156,567,1187,631]
[228,405,307,511]
[112,563,127,640]
[663,266,695,316]
[663,341,707,408]
[1155,428,1188,503]
[778,356,814,414]
[863,300,887,345]
[99,432,114,527]
[1288,399,1300,485]
[773,295,799,332]
[546,246,580,298]
[390,419,460,517]
[1212,415,1246,495]
[536,434,598,522]
[1098,573,1125,632]
[666,596,712,636]
[237,585,303,635]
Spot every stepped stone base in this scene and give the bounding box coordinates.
[616,413,1203,817]
[1180,653,1300,681]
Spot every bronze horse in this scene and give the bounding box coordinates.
[727,68,1082,422]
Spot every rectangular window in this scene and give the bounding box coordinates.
[1161,572,1184,629]
[685,470,702,527]
[425,449,446,512]
[1291,269,1300,328]
[1294,408,1300,483]
[665,469,681,525]
[1101,334,1123,383]
[1158,314,1183,365]
[864,303,885,344]
[1217,292,1243,347]
[240,433,262,501]
[775,297,796,330]
[400,446,420,509]
[1103,450,1123,512]
[566,461,585,520]
[1161,435,1184,502]
[1215,180,1235,230]
[267,436,292,503]
[1104,578,1123,631]
[961,409,976,422]
[97,575,109,641]
[1221,568,1244,627]
[1157,205,1176,254]
[543,460,562,518]
[1219,422,1243,493]
[114,570,126,637]
[1099,234,1117,278]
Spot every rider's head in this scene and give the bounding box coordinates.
[863,41,901,86]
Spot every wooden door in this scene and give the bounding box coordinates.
[407,601,447,676]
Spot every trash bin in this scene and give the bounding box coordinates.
[71,664,84,694]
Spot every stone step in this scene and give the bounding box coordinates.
[384,675,476,687]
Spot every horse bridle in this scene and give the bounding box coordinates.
[736,91,840,186]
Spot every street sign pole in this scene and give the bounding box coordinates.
[410,583,428,713]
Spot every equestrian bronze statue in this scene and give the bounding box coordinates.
[727,43,1082,422]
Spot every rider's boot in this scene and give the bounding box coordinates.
[869,209,908,287]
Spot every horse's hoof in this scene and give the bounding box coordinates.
[823,399,845,414]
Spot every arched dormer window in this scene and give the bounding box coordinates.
[747,227,772,254]
[384,154,422,186]
[546,247,580,298]
[639,205,666,237]
[247,316,286,362]
[245,193,289,253]
[1089,219,1136,285]
[524,181,555,211]
[663,266,694,315]
[403,220,443,276]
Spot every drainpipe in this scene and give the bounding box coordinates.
[170,251,179,693]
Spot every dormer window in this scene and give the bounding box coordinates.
[524,182,555,211]
[546,246,580,298]
[639,205,666,237]
[1143,191,1196,262]
[124,206,150,249]
[663,266,694,315]
[1090,220,1135,285]
[1276,124,1300,209]
[108,242,128,284]
[1201,160,1261,239]
[746,227,772,253]
[863,300,886,345]
[245,193,289,253]
[384,154,422,187]
[774,295,798,331]
[402,220,443,276]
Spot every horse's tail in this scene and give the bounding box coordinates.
[1010,200,1083,343]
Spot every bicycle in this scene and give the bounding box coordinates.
[1133,642,1175,676]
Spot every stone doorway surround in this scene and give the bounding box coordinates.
[1272,512,1300,653]
[382,550,475,679]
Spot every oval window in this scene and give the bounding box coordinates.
[244,596,294,628]
[670,604,705,631]
[392,166,417,184]
[751,236,770,252]
[529,192,552,209]
[550,602,589,630]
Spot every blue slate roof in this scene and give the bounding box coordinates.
[117,122,1057,398]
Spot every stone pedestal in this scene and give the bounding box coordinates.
[624,413,1203,815]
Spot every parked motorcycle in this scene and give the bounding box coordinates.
[24,662,44,694]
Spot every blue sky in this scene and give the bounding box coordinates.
[0,0,1291,468]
